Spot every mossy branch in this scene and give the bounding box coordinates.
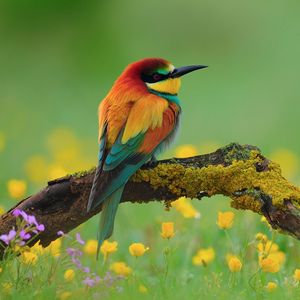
[1,143,300,256]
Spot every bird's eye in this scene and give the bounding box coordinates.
[152,73,162,81]
[141,72,167,83]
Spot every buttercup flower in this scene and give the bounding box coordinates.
[59,291,72,300]
[84,240,98,255]
[110,262,132,277]
[266,282,277,291]
[192,247,215,266]
[0,206,5,215]
[293,269,300,281]
[64,269,75,282]
[171,197,200,219]
[139,284,148,293]
[129,243,149,257]
[217,211,234,229]
[259,257,280,273]
[257,241,279,254]
[255,232,268,242]
[227,255,242,272]
[270,148,298,179]
[2,282,12,294]
[161,222,175,239]
[7,179,27,199]
[100,240,118,260]
[175,144,198,158]
[47,238,62,257]
[20,251,38,265]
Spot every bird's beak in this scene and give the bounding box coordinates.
[169,65,208,78]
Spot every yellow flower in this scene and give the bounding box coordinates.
[171,197,200,219]
[7,179,27,199]
[270,148,298,179]
[20,251,38,265]
[48,164,67,180]
[138,284,148,293]
[259,257,280,273]
[46,238,62,257]
[110,262,132,277]
[260,216,272,229]
[161,222,175,239]
[31,242,47,256]
[100,240,118,259]
[59,291,72,300]
[255,233,268,242]
[64,269,75,282]
[266,281,277,291]
[129,243,149,257]
[2,282,12,294]
[175,144,198,158]
[268,251,285,266]
[25,155,49,183]
[0,132,5,152]
[46,128,94,173]
[0,206,5,215]
[227,255,242,272]
[84,239,98,255]
[0,267,2,273]
[257,241,279,254]
[293,269,300,281]
[192,247,215,266]
[216,211,234,229]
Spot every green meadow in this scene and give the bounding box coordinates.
[1,1,300,299]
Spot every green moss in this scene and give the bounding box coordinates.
[132,150,300,213]
[72,167,96,178]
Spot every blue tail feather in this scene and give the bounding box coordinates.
[96,186,124,259]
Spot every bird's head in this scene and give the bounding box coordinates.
[117,58,207,96]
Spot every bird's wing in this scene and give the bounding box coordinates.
[87,95,178,211]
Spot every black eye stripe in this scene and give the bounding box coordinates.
[141,72,169,83]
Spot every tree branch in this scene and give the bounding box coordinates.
[1,143,300,256]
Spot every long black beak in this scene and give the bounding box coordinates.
[170,65,208,78]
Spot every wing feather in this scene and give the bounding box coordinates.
[88,96,179,211]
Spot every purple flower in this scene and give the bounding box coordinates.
[20,230,31,240]
[12,209,21,217]
[12,209,45,232]
[66,247,82,257]
[72,257,82,269]
[0,229,16,244]
[83,266,90,273]
[76,233,85,245]
[27,214,37,225]
[57,230,64,236]
[82,277,96,287]
[36,224,45,232]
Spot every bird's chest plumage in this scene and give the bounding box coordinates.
[157,102,181,152]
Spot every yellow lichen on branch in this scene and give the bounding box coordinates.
[133,151,300,213]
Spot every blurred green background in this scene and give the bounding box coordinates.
[1,1,300,298]
[1,0,300,234]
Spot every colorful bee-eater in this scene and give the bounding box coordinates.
[87,58,207,256]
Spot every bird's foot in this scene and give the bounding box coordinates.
[143,155,159,169]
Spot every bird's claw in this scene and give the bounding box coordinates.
[143,155,159,168]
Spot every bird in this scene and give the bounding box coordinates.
[87,58,207,257]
